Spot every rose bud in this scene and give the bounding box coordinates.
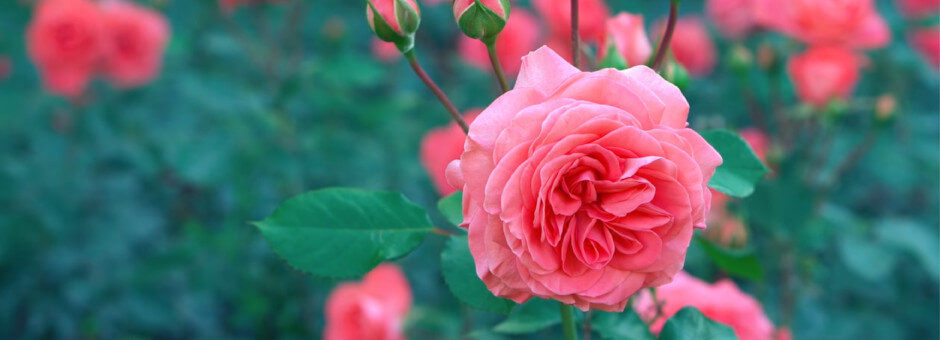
[324,264,412,340]
[729,44,753,75]
[635,272,781,340]
[458,8,540,75]
[787,46,862,108]
[753,0,890,50]
[599,13,653,68]
[655,16,717,76]
[875,94,897,122]
[26,0,104,98]
[446,46,721,311]
[100,0,170,89]
[421,110,481,195]
[367,0,421,53]
[454,0,511,43]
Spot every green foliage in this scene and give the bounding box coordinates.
[441,235,516,314]
[695,235,764,281]
[493,298,561,334]
[701,130,769,197]
[592,310,656,340]
[438,191,464,226]
[659,307,737,340]
[255,188,432,278]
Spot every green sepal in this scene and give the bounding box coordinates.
[599,43,629,70]
[457,0,510,41]
[367,1,417,53]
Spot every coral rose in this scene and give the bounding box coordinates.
[458,9,540,75]
[27,0,104,97]
[533,0,610,44]
[754,0,890,50]
[324,264,412,340]
[421,110,481,195]
[656,17,716,76]
[787,46,862,108]
[910,27,940,70]
[446,46,722,311]
[706,0,758,39]
[100,0,170,89]
[634,272,778,340]
[599,13,653,67]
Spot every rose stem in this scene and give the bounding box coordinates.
[571,0,580,69]
[405,50,470,134]
[485,41,511,93]
[583,310,592,340]
[560,303,579,340]
[650,1,679,71]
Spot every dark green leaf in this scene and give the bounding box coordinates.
[838,235,897,281]
[659,307,737,340]
[438,191,464,226]
[255,188,432,278]
[701,130,769,198]
[695,235,763,281]
[493,298,560,334]
[441,235,515,314]
[593,310,655,340]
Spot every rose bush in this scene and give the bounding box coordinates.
[446,46,721,311]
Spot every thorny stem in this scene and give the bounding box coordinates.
[571,0,580,68]
[650,1,678,71]
[405,51,470,134]
[486,41,511,93]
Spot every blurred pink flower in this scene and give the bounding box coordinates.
[420,110,481,196]
[706,0,758,39]
[27,0,104,97]
[896,0,940,19]
[457,8,540,75]
[754,0,890,50]
[657,16,716,76]
[324,264,412,340]
[910,27,940,70]
[599,12,652,67]
[788,46,862,108]
[371,38,401,63]
[100,0,170,89]
[533,0,610,45]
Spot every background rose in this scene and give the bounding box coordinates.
[656,16,716,76]
[910,27,940,70]
[100,0,170,89]
[458,9,540,75]
[600,13,652,67]
[787,46,862,108]
[421,110,481,195]
[754,0,890,49]
[27,0,103,97]
[447,46,721,311]
[634,271,778,340]
[324,264,412,340]
[895,0,940,19]
[706,0,757,39]
[533,0,609,45]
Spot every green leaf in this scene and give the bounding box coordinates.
[659,307,737,340]
[875,219,940,280]
[838,235,897,281]
[438,191,464,226]
[255,187,432,278]
[701,130,769,198]
[695,235,763,281]
[493,298,560,334]
[441,235,516,314]
[593,310,655,340]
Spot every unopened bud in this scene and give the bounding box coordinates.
[661,57,689,91]
[454,0,510,43]
[729,44,752,75]
[875,94,896,122]
[367,0,421,52]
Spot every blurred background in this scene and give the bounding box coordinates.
[0,0,937,338]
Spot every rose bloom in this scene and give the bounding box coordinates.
[787,46,862,108]
[421,110,481,196]
[27,0,104,97]
[599,13,652,67]
[739,127,768,163]
[896,0,940,19]
[706,0,757,39]
[634,271,778,340]
[533,0,610,44]
[372,38,401,63]
[324,264,412,340]
[458,9,540,75]
[100,0,170,89]
[446,46,722,311]
[753,0,890,50]
[656,17,716,76]
[910,27,940,70]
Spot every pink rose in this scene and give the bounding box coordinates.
[705,189,749,248]
[372,38,401,63]
[599,13,653,67]
[754,0,890,50]
[100,0,170,89]
[656,17,716,76]
[27,0,104,97]
[458,9,540,75]
[533,0,610,44]
[324,264,412,340]
[446,46,722,311]
[421,110,481,196]
[634,272,777,340]
[910,27,940,70]
[787,46,862,108]
[738,128,768,163]
[706,0,757,39]
[896,0,940,19]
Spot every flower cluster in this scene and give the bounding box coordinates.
[27,0,169,98]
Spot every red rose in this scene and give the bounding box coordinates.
[324,264,412,340]
[100,0,170,89]
[420,110,481,196]
[787,46,862,108]
[27,0,104,97]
